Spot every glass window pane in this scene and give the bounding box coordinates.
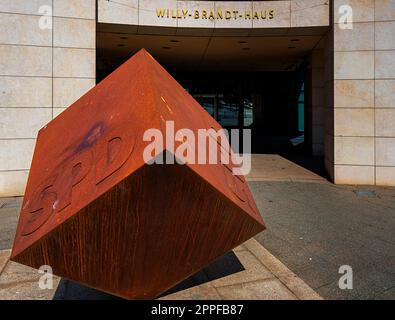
[195,97,215,117]
[244,99,253,127]
[218,99,238,127]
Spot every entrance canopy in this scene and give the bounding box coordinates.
[98,1,329,32]
[97,0,330,73]
[97,33,325,73]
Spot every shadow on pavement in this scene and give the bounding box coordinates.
[53,250,244,300]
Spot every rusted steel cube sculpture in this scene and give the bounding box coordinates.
[11,49,265,299]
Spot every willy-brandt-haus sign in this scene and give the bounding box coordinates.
[156,7,275,21]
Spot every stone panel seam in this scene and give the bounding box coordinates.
[52,0,54,120]
[0,75,95,79]
[334,135,378,138]
[0,10,95,21]
[334,164,376,167]
[0,107,52,109]
[0,138,36,140]
[374,0,376,184]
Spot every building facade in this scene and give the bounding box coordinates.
[0,0,395,196]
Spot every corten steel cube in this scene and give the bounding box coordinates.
[11,49,265,299]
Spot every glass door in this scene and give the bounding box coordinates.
[194,93,253,129]
[193,94,217,119]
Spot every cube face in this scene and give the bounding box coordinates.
[13,163,264,299]
[11,49,265,299]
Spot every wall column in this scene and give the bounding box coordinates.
[332,0,395,186]
[0,0,96,196]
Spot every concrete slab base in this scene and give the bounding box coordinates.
[0,239,321,300]
[246,154,326,183]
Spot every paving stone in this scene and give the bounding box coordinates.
[0,278,60,300]
[234,244,247,252]
[257,232,325,270]
[0,205,20,250]
[0,197,22,209]
[0,261,41,285]
[302,238,381,273]
[244,238,322,300]
[0,249,11,273]
[273,271,322,300]
[351,264,395,294]
[160,283,221,300]
[216,279,297,300]
[316,264,394,300]
[0,259,61,300]
[246,155,326,183]
[317,279,379,300]
[210,250,274,288]
[294,258,339,290]
[349,234,395,259]
[372,286,395,300]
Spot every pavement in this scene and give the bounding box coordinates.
[246,154,327,183]
[1,154,394,300]
[247,155,395,300]
[0,191,320,300]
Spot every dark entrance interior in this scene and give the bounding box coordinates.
[175,70,306,155]
[96,30,328,176]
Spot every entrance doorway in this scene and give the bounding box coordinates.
[192,93,253,129]
[176,70,306,155]
[96,31,328,178]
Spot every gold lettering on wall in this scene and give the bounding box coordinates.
[156,7,275,20]
[156,8,165,18]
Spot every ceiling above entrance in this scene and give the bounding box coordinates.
[97,33,325,73]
